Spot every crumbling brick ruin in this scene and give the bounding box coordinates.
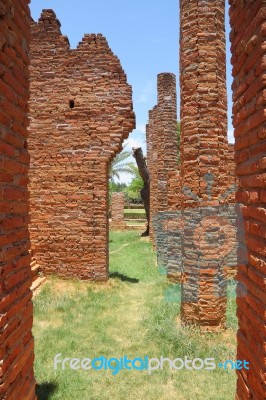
[146,73,178,249]
[179,0,230,331]
[1,1,266,399]
[28,10,135,280]
[230,1,266,398]
[146,106,158,244]
[0,0,36,399]
[110,192,126,230]
[148,2,239,330]
[146,73,182,281]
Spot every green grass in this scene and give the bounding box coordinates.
[124,209,146,220]
[33,231,237,400]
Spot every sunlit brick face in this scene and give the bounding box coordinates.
[28,10,135,280]
[0,0,36,399]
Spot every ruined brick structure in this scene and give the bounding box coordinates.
[228,144,236,186]
[224,143,239,279]
[0,0,36,399]
[156,74,178,213]
[179,0,230,331]
[146,74,178,250]
[146,106,158,244]
[28,10,135,280]
[229,1,266,398]
[1,1,266,400]
[110,192,126,230]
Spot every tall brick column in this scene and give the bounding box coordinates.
[155,74,178,271]
[180,0,228,330]
[230,1,266,399]
[110,192,126,230]
[146,74,178,250]
[0,0,36,399]
[146,106,158,245]
[156,73,178,212]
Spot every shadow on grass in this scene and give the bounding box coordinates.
[36,382,58,400]
[110,272,139,283]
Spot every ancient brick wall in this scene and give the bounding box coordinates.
[110,192,126,230]
[0,0,36,399]
[180,0,229,331]
[28,10,135,280]
[229,1,266,398]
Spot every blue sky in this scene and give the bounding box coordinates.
[30,1,234,181]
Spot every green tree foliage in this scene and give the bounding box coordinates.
[124,163,143,203]
[109,181,127,194]
[109,151,135,183]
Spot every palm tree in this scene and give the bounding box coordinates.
[123,162,144,202]
[109,151,135,183]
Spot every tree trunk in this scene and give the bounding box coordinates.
[133,147,150,236]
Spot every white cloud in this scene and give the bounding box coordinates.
[227,129,235,143]
[138,80,156,103]
[123,138,143,150]
[117,172,133,185]
[136,124,146,134]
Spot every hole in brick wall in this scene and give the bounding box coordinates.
[69,100,75,109]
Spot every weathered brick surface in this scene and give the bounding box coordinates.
[146,106,158,245]
[110,192,126,230]
[28,10,135,280]
[227,144,236,189]
[224,143,239,279]
[229,1,266,398]
[0,0,36,399]
[146,74,178,249]
[156,74,178,212]
[179,0,229,331]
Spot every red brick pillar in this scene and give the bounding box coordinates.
[0,1,36,399]
[230,1,266,398]
[156,73,179,275]
[147,74,178,257]
[156,73,178,213]
[180,0,228,330]
[224,144,238,279]
[146,106,158,245]
[110,192,126,230]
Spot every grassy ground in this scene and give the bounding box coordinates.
[124,209,145,214]
[126,221,146,226]
[33,231,237,400]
